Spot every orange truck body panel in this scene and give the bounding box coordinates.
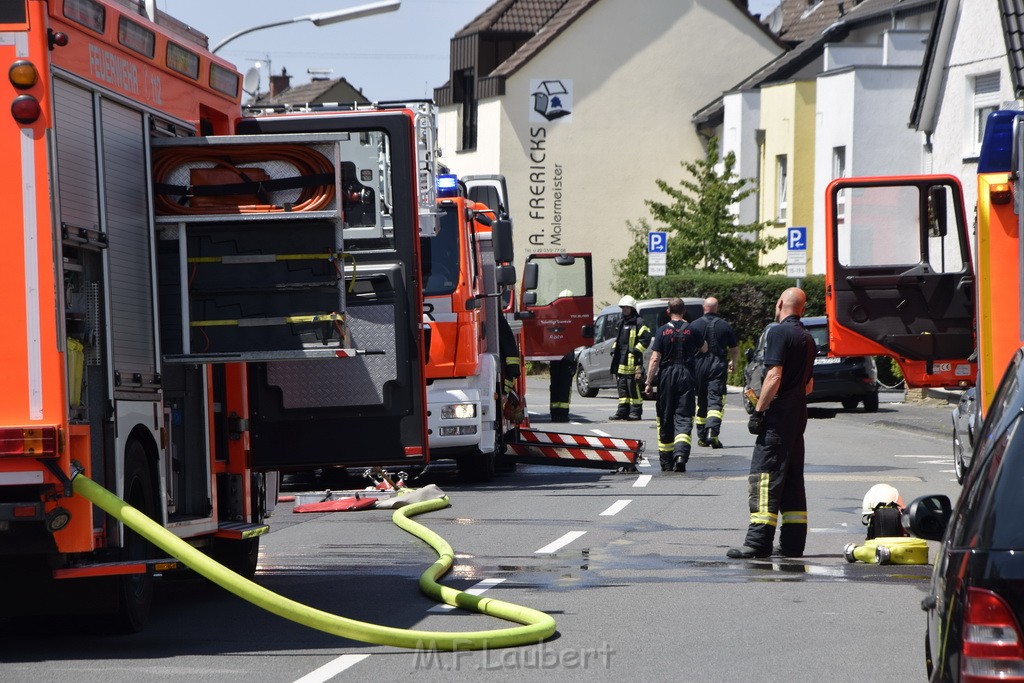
[0,0,241,556]
[975,173,1022,413]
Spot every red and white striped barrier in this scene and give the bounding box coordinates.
[505,429,643,470]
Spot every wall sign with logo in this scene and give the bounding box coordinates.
[526,80,572,252]
[529,79,573,123]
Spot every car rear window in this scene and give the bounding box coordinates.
[640,307,666,331]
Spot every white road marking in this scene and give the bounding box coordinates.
[636,456,651,468]
[599,499,632,516]
[293,654,370,683]
[428,578,506,612]
[894,454,945,458]
[633,474,653,487]
[590,429,611,437]
[535,531,587,554]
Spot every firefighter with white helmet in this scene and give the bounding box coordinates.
[609,295,652,421]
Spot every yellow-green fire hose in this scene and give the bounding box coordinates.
[72,473,555,650]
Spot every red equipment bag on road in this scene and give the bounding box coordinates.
[293,496,376,513]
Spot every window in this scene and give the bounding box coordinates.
[458,69,477,151]
[118,17,155,58]
[209,63,240,97]
[838,185,926,267]
[527,256,589,307]
[972,72,1000,155]
[166,42,200,80]
[0,1,27,24]
[776,155,788,223]
[64,0,105,33]
[833,146,847,221]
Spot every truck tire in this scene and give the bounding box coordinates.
[108,442,155,633]
[457,452,495,483]
[211,537,260,580]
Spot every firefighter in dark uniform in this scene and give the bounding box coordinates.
[728,288,815,559]
[498,312,521,397]
[608,296,652,421]
[548,289,576,423]
[645,298,707,471]
[549,352,575,422]
[690,297,740,448]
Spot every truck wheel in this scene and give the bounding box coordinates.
[862,392,879,412]
[211,537,260,580]
[109,442,155,633]
[457,452,495,483]
[841,398,860,410]
[576,367,598,398]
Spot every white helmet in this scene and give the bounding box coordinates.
[861,484,904,516]
[618,295,637,309]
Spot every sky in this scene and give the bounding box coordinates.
[159,0,781,103]
[160,0,495,101]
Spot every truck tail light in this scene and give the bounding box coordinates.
[11,94,41,124]
[8,60,38,89]
[962,587,1024,682]
[0,427,59,457]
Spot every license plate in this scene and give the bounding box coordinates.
[814,357,841,365]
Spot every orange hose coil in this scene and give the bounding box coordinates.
[153,145,336,215]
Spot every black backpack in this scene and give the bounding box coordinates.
[743,322,777,404]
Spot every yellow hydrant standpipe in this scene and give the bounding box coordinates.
[72,473,556,650]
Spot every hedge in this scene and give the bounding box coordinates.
[645,270,825,344]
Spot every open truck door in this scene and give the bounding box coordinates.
[520,253,594,360]
[156,109,430,472]
[824,175,975,389]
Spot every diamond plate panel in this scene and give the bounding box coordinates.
[267,305,399,408]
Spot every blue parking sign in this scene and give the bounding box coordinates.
[788,227,807,251]
[648,231,667,253]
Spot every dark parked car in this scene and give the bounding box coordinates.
[743,317,879,413]
[905,347,1024,681]
[952,386,980,485]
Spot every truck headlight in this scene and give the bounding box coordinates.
[441,403,477,419]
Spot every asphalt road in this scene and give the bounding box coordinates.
[0,385,961,682]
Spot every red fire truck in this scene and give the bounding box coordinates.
[0,0,428,630]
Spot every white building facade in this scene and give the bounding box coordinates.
[435,0,783,306]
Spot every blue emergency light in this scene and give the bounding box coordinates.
[978,110,1019,174]
[436,173,459,197]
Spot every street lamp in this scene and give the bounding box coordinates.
[211,0,401,54]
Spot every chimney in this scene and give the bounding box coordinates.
[269,67,291,97]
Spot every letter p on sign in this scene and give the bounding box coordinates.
[648,231,667,253]
[787,227,807,251]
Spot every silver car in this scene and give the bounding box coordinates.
[574,297,704,397]
[952,386,979,484]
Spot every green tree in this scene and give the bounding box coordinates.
[612,137,785,295]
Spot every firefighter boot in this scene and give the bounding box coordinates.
[672,446,689,472]
[659,452,673,471]
[708,432,724,449]
[628,405,643,421]
[696,424,709,447]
